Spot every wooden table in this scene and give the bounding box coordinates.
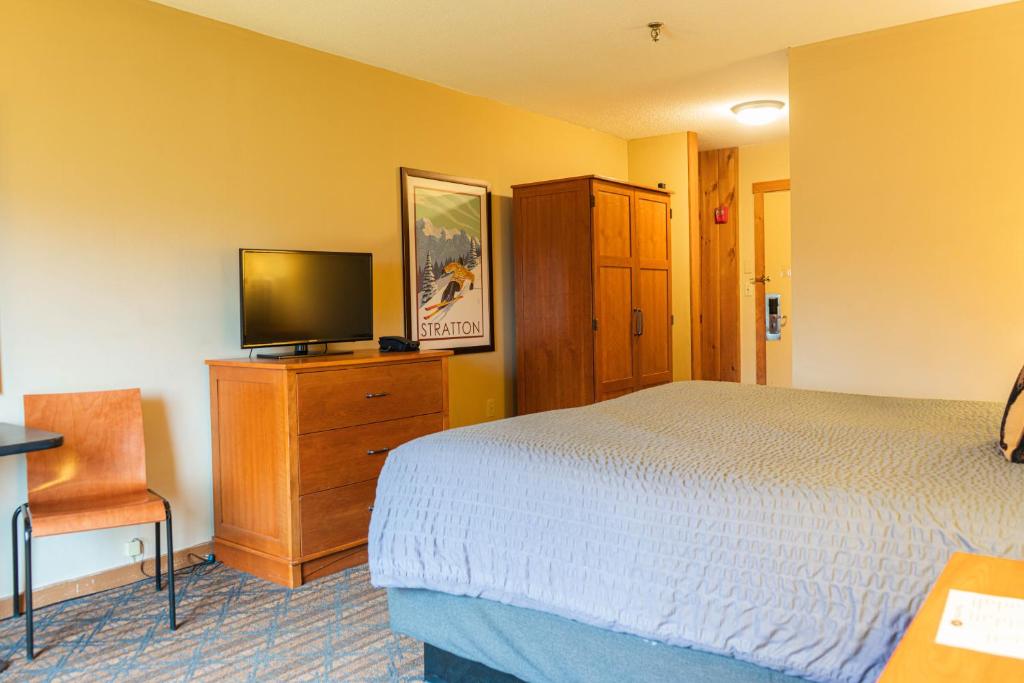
[880,552,1024,682]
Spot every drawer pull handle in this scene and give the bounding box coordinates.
[365,392,390,399]
[366,447,390,456]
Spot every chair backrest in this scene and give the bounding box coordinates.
[23,389,148,506]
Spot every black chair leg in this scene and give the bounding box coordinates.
[155,521,162,591]
[23,507,33,661]
[163,501,175,631]
[11,506,22,618]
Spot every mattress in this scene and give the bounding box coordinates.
[369,381,1024,683]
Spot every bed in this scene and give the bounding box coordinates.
[368,381,1024,683]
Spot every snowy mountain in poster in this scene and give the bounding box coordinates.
[415,218,473,271]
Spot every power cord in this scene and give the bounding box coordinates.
[139,551,219,580]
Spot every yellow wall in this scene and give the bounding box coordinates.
[0,0,627,590]
[627,133,693,380]
[736,140,790,383]
[790,2,1024,401]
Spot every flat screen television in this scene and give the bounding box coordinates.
[239,249,373,357]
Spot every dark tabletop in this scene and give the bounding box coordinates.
[0,423,64,457]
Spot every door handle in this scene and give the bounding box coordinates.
[637,309,644,336]
[752,275,771,284]
[365,392,390,399]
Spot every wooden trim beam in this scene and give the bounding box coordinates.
[752,178,790,385]
[686,131,702,380]
[2,540,212,618]
[752,179,790,194]
[754,192,767,385]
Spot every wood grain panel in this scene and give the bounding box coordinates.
[298,413,442,495]
[595,265,635,394]
[638,268,672,386]
[754,191,767,385]
[697,147,740,382]
[699,149,721,380]
[299,479,378,556]
[717,147,740,382]
[297,361,441,433]
[687,132,702,381]
[513,182,594,414]
[879,553,1024,682]
[24,389,148,505]
[214,537,300,588]
[601,388,633,400]
[593,184,632,259]
[205,349,451,371]
[636,195,669,261]
[753,179,790,386]
[301,546,368,583]
[211,370,290,556]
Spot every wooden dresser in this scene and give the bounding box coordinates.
[512,175,673,414]
[206,350,451,587]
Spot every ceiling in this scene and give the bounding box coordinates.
[152,0,1009,148]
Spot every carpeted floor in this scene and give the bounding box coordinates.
[0,563,423,681]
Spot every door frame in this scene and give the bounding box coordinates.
[752,179,790,385]
[686,132,702,380]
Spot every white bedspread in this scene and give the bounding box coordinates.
[369,381,1024,682]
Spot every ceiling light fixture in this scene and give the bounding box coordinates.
[730,100,786,125]
[647,22,664,43]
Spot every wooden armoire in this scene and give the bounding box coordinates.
[512,176,672,415]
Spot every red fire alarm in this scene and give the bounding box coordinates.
[713,205,729,224]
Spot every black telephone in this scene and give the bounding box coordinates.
[378,336,420,353]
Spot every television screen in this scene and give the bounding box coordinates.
[240,249,373,349]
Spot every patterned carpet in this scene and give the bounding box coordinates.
[0,563,423,681]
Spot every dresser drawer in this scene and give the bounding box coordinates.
[298,413,442,495]
[299,479,377,556]
[297,361,443,434]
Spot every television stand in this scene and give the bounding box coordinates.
[255,344,353,360]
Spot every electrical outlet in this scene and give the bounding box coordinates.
[125,538,143,558]
[485,398,496,418]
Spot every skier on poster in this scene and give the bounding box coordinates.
[423,259,475,319]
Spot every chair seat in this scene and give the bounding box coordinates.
[28,490,166,537]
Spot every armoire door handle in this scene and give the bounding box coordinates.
[637,309,644,336]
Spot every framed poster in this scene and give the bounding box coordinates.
[400,168,494,354]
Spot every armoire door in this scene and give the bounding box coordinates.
[634,190,673,387]
[592,181,637,400]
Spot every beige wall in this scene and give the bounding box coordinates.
[0,0,627,590]
[737,140,790,383]
[790,2,1024,401]
[627,133,693,380]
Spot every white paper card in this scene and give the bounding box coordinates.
[934,589,1024,661]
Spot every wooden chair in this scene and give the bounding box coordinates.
[12,389,175,660]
